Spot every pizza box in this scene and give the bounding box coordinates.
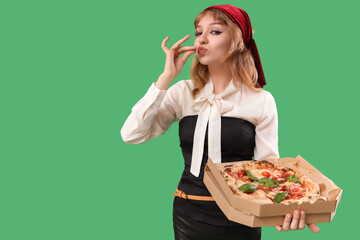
[203,155,342,227]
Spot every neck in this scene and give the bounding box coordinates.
[208,61,232,95]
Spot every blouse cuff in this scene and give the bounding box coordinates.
[142,82,167,107]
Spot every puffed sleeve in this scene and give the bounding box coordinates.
[253,91,280,160]
[120,82,180,144]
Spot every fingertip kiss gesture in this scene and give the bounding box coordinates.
[161,34,196,81]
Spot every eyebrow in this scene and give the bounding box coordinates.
[195,22,223,28]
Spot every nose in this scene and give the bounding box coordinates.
[198,34,208,45]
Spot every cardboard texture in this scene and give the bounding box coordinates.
[203,155,343,227]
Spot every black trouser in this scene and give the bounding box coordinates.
[173,210,261,240]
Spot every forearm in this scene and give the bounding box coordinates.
[121,78,178,144]
[154,73,174,90]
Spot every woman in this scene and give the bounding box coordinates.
[121,4,320,239]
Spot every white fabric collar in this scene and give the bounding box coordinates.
[201,77,239,97]
[189,77,239,177]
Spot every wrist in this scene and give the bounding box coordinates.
[155,74,173,90]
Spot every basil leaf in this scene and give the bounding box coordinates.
[245,170,258,181]
[286,175,303,186]
[258,178,280,187]
[265,179,280,187]
[286,175,295,181]
[258,178,269,184]
[274,192,288,203]
[239,183,258,193]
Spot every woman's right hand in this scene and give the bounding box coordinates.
[156,35,196,90]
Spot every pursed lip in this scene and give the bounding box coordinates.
[198,47,208,54]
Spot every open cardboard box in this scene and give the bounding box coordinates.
[203,155,342,227]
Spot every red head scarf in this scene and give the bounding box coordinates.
[204,4,267,88]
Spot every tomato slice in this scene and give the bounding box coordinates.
[230,173,238,180]
[237,170,244,178]
[261,171,271,178]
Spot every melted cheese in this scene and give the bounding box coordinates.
[235,179,247,188]
[249,169,270,179]
[272,169,283,179]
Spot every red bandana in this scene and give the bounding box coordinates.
[204,4,267,88]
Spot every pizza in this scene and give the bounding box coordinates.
[221,160,322,204]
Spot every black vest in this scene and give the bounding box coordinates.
[174,115,257,226]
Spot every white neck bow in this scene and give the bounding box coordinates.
[190,92,234,177]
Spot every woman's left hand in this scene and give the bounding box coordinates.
[274,210,320,233]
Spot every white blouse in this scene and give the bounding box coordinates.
[121,78,280,177]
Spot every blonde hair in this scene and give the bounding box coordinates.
[190,8,262,99]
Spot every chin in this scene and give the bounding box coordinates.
[198,61,208,66]
[197,56,212,66]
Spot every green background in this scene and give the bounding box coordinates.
[1,0,359,239]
